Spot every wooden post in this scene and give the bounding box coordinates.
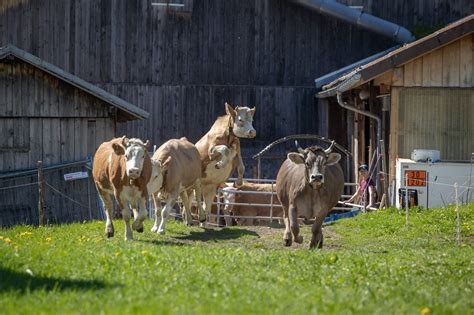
[38,161,45,226]
[380,140,389,207]
[405,176,409,226]
[455,183,460,244]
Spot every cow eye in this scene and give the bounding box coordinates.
[305,162,310,167]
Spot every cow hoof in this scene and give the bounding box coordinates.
[151,225,159,233]
[199,222,205,228]
[284,239,292,246]
[295,235,303,244]
[158,228,166,235]
[136,227,144,233]
[106,229,114,238]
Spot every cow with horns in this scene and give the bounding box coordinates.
[276,140,344,249]
[93,137,152,241]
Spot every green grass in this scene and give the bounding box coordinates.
[1,204,473,314]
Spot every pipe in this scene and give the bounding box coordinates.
[336,89,381,193]
[290,0,415,44]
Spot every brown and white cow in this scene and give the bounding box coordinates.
[276,141,344,249]
[220,182,282,226]
[195,102,256,224]
[148,137,205,234]
[93,136,152,241]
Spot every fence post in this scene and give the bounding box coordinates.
[269,182,274,224]
[455,183,460,244]
[38,161,45,226]
[405,176,409,226]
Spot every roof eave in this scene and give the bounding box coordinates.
[0,45,149,120]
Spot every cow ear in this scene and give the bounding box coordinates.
[288,152,305,164]
[159,156,172,171]
[249,107,256,117]
[144,140,151,149]
[326,153,341,166]
[225,102,236,118]
[112,143,125,155]
[121,136,129,147]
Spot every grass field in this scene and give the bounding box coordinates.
[1,205,473,314]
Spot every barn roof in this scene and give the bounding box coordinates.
[0,45,149,121]
[317,14,474,98]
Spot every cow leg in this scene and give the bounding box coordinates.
[98,189,114,238]
[157,192,178,234]
[194,179,206,223]
[310,217,325,249]
[116,199,133,241]
[201,186,216,227]
[289,205,303,244]
[151,193,162,233]
[179,191,193,226]
[132,198,148,233]
[234,154,245,187]
[282,206,292,246]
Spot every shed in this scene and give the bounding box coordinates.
[316,15,474,201]
[0,45,149,226]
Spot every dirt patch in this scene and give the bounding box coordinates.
[163,223,343,251]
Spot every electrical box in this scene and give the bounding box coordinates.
[395,158,473,209]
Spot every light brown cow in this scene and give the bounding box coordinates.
[195,102,256,223]
[148,137,205,234]
[276,141,344,249]
[220,182,282,226]
[93,136,152,240]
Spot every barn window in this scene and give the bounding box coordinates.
[151,0,193,17]
[0,118,30,152]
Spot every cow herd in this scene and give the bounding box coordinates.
[92,102,344,249]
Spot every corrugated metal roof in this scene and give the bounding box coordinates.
[317,14,474,98]
[0,45,149,121]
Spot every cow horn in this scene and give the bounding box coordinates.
[324,141,336,154]
[295,140,305,154]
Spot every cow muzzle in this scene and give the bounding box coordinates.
[309,174,324,188]
[247,129,256,138]
[127,168,141,179]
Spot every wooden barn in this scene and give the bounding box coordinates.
[0,45,148,226]
[1,0,472,180]
[316,15,474,201]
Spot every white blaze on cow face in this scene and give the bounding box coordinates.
[225,102,256,139]
[288,148,341,189]
[122,138,150,180]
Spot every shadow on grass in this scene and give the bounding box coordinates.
[0,266,110,293]
[138,239,191,247]
[174,227,259,242]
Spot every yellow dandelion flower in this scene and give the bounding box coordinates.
[0,236,4,240]
[141,250,149,256]
[420,307,430,315]
[45,237,52,242]
[4,238,12,245]
[114,251,121,257]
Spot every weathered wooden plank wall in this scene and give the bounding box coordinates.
[0,58,116,226]
[394,34,474,88]
[1,0,472,178]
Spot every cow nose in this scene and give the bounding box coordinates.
[128,168,140,178]
[310,174,323,182]
[248,129,256,138]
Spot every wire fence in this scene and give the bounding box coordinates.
[0,159,103,227]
